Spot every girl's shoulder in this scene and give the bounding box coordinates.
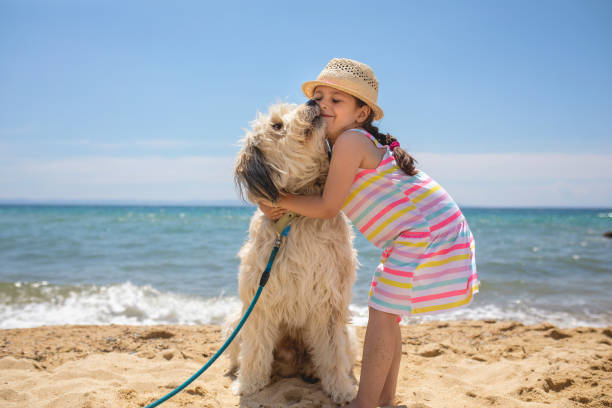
[344,127,370,136]
[335,128,387,170]
[340,128,384,149]
[335,128,376,151]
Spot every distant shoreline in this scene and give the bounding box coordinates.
[1,200,611,211]
[0,199,253,207]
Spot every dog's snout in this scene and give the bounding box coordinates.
[303,99,320,123]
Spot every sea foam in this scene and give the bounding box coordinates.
[0,281,241,329]
[1,281,608,329]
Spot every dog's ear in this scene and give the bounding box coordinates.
[234,142,280,203]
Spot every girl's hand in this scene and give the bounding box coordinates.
[258,201,287,221]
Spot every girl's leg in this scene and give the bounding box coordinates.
[378,321,401,406]
[348,307,400,408]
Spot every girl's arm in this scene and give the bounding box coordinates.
[276,131,366,219]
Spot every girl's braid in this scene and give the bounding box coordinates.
[359,108,418,176]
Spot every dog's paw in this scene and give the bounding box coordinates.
[230,378,268,396]
[324,377,357,404]
[230,379,245,396]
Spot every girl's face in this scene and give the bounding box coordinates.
[311,86,370,142]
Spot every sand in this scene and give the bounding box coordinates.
[0,320,610,408]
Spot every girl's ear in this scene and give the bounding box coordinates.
[357,104,371,123]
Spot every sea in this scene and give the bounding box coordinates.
[0,205,610,329]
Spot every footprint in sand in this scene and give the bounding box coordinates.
[545,330,572,340]
[541,376,574,392]
[141,330,175,340]
[417,344,443,358]
[514,386,550,403]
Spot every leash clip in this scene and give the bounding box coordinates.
[260,218,294,287]
[273,224,291,247]
[273,235,282,247]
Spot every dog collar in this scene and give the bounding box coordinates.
[274,211,297,235]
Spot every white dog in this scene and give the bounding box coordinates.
[228,101,358,403]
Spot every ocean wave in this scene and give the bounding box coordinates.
[0,281,241,329]
[404,303,611,328]
[0,281,609,329]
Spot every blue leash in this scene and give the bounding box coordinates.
[144,224,292,408]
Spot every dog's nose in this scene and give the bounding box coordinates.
[306,99,318,107]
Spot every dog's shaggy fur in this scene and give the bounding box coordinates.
[228,101,358,403]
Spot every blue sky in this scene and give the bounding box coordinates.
[1,0,611,207]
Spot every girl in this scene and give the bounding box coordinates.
[260,58,479,408]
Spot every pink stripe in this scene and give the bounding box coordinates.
[378,155,394,167]
[345,182,391,218]
[351,156,395,183]
[382,265,415,277]
[411,275,476,303]
[402,178,432,197]
[375,219,422,245]
[376,217,427,244]
[412,265,473,281]
[430,209,462,232]
[374,287,412,301]
[428,222,464,241]
[398,230,430,239]
[418,194,447,213]
[393,242,472,260]
[420,242,471,258]
[353,168,375,183]
[360,196,411,232]
[381,212,428,240]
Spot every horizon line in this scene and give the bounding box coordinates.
[0,199,610,211]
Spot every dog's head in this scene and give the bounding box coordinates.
[234,101,328,203]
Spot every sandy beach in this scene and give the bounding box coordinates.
[0,320,610,407]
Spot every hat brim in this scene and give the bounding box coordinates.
[302,80,384,120]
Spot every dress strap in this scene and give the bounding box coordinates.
[347,128,385,148]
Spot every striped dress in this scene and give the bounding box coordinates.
[341,128,479,316]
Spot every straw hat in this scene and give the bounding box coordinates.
[302,58,384,120]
